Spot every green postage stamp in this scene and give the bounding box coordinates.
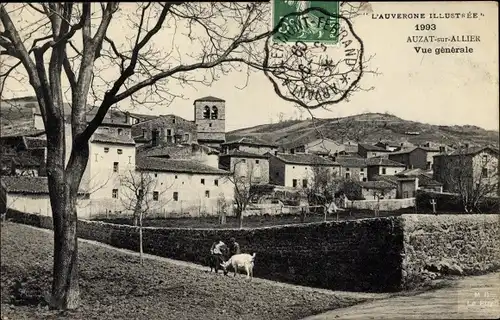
[272,0,340,43]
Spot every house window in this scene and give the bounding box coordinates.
[184,133,189,142]
[214,179,219,186]
[104,147,110,153]
[255,160,260,164]
[292,179,297,187]
[128,156,131,164]
[175,175,178,179]
[345,172,350,179]
[482,168,488,177]
[153,191,159,201]
[201,178,205,185]
[360,168,364,172]
[173,192,179,201]
[172,118,176,124]
[382,168,387,174]
[203,106,210,119]
[113,162,119,172]
[117,149,123,154]
[142,129,146,137]
[152,129,159,147]
[138,189,144,198]
[166,129,172,143]
[302,179,308,188]
[154,173,158,177]
[118,128,123,135]
[205,190,210,198]
[112,189,118,198]
[346,167,350,171]
[482,155,488,165]
[363,177,367,182]
[211,106,218,119]
[209,123,212,127]
[426,161,431,169]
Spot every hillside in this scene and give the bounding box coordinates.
[227,113,499,148]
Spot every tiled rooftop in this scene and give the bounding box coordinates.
[273,153,339,166]
[91,133,136,145]
[335,156,367,167]
[23,137,47,149]
[365,157,406,167]
[359,180,396,190]
[136,156,230,175]
[358,143,390,152]
[222,136,277,147]
[194,96,225,102]
[220,150,270,159]
[1,176,87,194]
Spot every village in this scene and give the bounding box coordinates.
[1,95,498,222]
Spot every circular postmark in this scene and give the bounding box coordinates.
[264,6,364,109]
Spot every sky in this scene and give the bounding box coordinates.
[2,1,499,132]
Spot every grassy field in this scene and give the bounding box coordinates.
[1,222,379,320]
[95,211,405,229]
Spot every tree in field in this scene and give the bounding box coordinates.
[305,165,339,221]
[120,170,171,265]
[0,2,369,309]
[368,182,394,217]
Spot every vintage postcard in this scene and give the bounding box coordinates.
[0,1,498,319]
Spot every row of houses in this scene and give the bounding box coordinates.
[1,95,498,218]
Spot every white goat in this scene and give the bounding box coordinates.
[220,253,256,279]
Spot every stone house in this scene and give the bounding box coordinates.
[32,112,137,215]
[433,146,499,196]
[1,133,47,176]
[268,153,340,189]
[278,133,346,155]
[221,137,278,155]
[218,150,270,185]
[357,181,397,200]
[388,146,440,170]
[131,114,198,147]
[334,156,368,181]
[366,157,406,181]
[375,140,404,152]
[357,143,392,158]
[137,143,220,168]
[396,168,443,193]
[135,156,234,217]
[372,175,418,199]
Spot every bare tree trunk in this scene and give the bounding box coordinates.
[48,136,88,310]
[238,210,243,229]
[220,209,226,225]
[139,210,144,265]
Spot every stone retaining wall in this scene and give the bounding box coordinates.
[6,209,500,293]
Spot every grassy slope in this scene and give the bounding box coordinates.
[227,113,499,147]
[1,222,374,320]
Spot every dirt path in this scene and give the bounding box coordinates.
[301,273,500,320]
[23,224,389,302]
